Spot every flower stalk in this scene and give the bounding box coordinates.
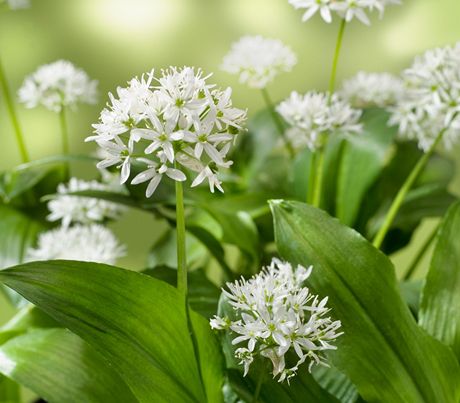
[175,162,187,295]
[261,88,295,157]
[313,18,347,208]
[373,126,448,249]
[0,56,30,163]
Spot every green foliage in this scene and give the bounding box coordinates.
[419,201,460,359]
[0,328,137,403]
[0,260,224,402]
[0,205,45,307]
[270,200,460,403]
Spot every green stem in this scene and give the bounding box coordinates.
[0,56,30,163]
[373,127,448,249]
[59,105,69,155]
[59,105,71,180]
[175,164,187,295]
[252,369,265,403]
[307,152,317,204]
[311,19,346,207]
[328,18,347,99]
[312,142,327,207]
[261,88,295,158]
[403,223,439,281]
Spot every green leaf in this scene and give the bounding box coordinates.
[0,375,20,403]
[419,201,460,359]
[0,328,137,403]
[0,260,218,402]
[0,205,45,307]
[144,266,220,319]
[312,366,358,403]
[190,310,225,403]
[337,109,396,226]
[271,200,460,403]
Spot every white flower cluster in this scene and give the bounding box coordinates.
[277,91,362,151]
[26,224,125,265]
[389,43,460,151]
[288,0,401,25]
[4,0,30,9]
[18,60,98,112]
[221,36,297,89]
[86,67,247,196]
[47,177,126,228]
[210,258,342,383]
[340,71,404,108]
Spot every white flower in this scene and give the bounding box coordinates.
[210,258,343,382]
[18,60,98,112]
[389,43,460,151]
[221,36,297,89]
[87,67,247,197]
[288,0,401,25]
[340,71,404,108]
[5,0,30,9]
[47,177,126,228]
[26,224,125,265]
[277,91,362,152]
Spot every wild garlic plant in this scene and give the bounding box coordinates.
[87,67,247,294]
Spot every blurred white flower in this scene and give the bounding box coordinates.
[340,71,404,108]
[389,43,460,151]
[5,0,30,9]
[221,35,297,89]
[47,177,126,228]
[210,258,342,382]
[86,67,247,197]
[18,60,98,112]
[26,224,125,265]
[277,91,362,152]
[288,0,401,25]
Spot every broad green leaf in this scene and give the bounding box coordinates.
[0,328,137,403]
[0,205,45,307]
[190,310,225,403]
[419,201,460,359]
[337,109,396,226]
[144,266,220,318]
[313,366,358,403]
[0,260,215,403]
[271,200,460,403]
[0,375,20,403]
[400,280,423,318]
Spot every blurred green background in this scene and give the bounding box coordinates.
[1,0,460,320]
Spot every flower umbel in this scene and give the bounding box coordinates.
[46,177,126,228]
[389,42,460,151]
[221,36,297,89]
[26,224,125,265]
[210,258,343,383]
[87,67,247,196]
[288,0,401,25]
[18,60,98,112]
[3,0,30,9]
[277,91,362,152]
[340,71,404,108]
